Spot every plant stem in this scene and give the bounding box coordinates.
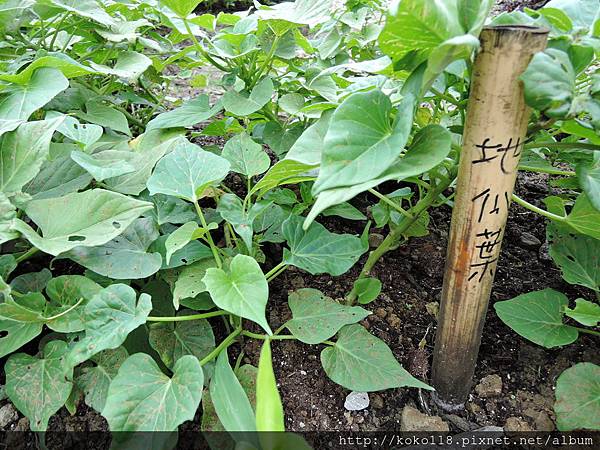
[368,188,413,218]
[518,165,576,177]
[183,19,229,72]
[43,298,84,321]
[146,310,229,322]
[265,261,286,279]
[194,201,222,269]
[241,330,295,340]
[267,264,288,283]
[199,326,242,366]
[524,142,600,151]
[576,327,600,337]
[511,194,568,223]
[15,247,39,264]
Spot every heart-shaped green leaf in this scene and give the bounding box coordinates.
[555,362,600,431]
[222,132,270,178]
[565,299,600,327]
[222,77,273,116]
[147,94,222,130]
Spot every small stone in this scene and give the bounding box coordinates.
[387,313,401,328]
[0,404,18,428]
[445,414,474,432]
[533,411,554,432]
[425,302,439,318]
[368,233,384,248]
[466,402,483,415]
[308,354,317,361]
[14,417,29,432]
[504,417,533,432]
[290,275,305,289]
[371,394,384,409]
[400,406,449,432]
[344,392,370,411]
[519,232,541,249]
[475,374,502,398]
[375,307,387,319]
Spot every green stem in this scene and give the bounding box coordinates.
[199,326,242,366]
[524,142,600,151]
[43,298,84,321]
[241,330,296,340]
[518,165,576,177]
[267,265,288,283]
[146,310,229,322]
[15,247,40,264]
[576,327,600,337]
[368,188,412,218]
[183,19,229,72]
[322,340,336,346]
[430,88,463,107]
[511,194,568,223]
[194,201,222,269]
[48,13,69,49]
[265,261,286,279]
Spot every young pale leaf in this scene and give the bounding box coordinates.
[256,339,285,432]
[222,77,273,116]
[566,193,600,240]
[457,0,494,34]
[165,221,199,264]
[521,48,575,119]
[44,275,103,333]
[148,313,215,370]
[71,150,137,182]
[51,0,116,26]
[555,362,600,431]
[147,95,222,130]
[203,254,272,334]
[210,350,256,432]
[0,320,42,358]
[147,140,231,202]
[322,203,367,221]
[0,54,95,84]
[48,113,103,148]
[161,0,203,17]
[565,299,600,327]
[0,68,69,120]
[89,51,152,81]
[353,277,382,305]
[150,234,212,270]
[13,189,153,256]
[58,218,162,280]
[222,133,270,178]
[218,194,272,250]
[5,340,73,431]
[0,117,64,193]
[282,215,365,276]
[68,284,152,367]
[577,153,600,210]
[313,90,415,194]
[102,353,204,431]
[494,289,579,348]
[76,347,129,413]
[306,124,451,227]
[320,324,432,392]
[172,259,217,308]
[285,288,370,344]
[548,225,600,291]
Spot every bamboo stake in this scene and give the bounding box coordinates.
[431,26,548,409]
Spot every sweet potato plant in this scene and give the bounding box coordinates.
[0,0,598,443]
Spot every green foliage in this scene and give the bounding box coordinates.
[1,0,598,437]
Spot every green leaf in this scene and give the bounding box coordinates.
[50,0,116,27]
[44,275,103,333]
[322,203,367,221]
[251,160,316,198]
[0,54,95,84]
[165,221,199,265]
[77,99,131,136]
[565,299,600,327]
[285,288,370,344]
[521,48,575,119]
[222,77,273,116]
[494,288,579,348]
[149,194,197,225]
[577,153,600,210]
[148,312,215,369]
[313,90,415,194]
[203,254,271,334]
[566,193,600,240]
[279,93,305,115]
[5,340,73,431]
[555,362,600,431]
[457,0,494,34]
[71,150,137,182]
[210,349,256,432]
[0,68,68,120]
[320,324,431,392]
[172,259,217,309]
[222,133,271,178]
[76,347,129,413]
[0,320,42,358]
[52,115,103,148]
[160,0,202,17]
[256,0,331,31]
[353,277,382,304]
[262,121,304,157]
[256,339,284,432]
[10,269,52,294]
[102,353,204,431]
[0,292,46,322]
[90,51,152,81]
[548,224,600,291]
[0,118,64,193]
[423,34,479,88]
[68,284,152,367]
[545,0,599,29]
[306,124,452,226]
[147,95,222,130]
[150,234,212,270]
[217,194,271,250]
[58,218,162,280]
[379,0,464,65]
[147,140,230,202]
[282,215,365,276]
[13,189,153,255]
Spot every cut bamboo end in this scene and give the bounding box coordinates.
[431,26,548,408]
